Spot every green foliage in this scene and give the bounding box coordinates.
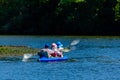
[115,0,120,21]
[60,0,85,3]
[0,46,39,57]
[0,0,119,35]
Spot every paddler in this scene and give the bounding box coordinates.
[56,41,64,51]
[51,43,63,57]
[37,44,54,58]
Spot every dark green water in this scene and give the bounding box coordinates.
[0,36,120,80]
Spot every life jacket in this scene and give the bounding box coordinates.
[50,51,63,57]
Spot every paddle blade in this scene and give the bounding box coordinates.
[23,53,33,59]
[70,39,80,46]
[22,53,33,61]
[70,46,76,50]
[62,48,71,52]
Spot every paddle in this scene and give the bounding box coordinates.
[22,39,80,61]
[22,53,34,61]
[62,39,80,52]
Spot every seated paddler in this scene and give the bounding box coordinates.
[51,43,63,57]
[37,44,54,58]
[56,41,64,52]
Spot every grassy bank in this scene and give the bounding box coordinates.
[0,45,39,57]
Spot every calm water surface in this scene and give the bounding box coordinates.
[0,36,120,80]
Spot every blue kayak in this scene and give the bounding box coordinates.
[38,56,68,62]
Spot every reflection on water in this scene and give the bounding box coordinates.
[0,36,120,80]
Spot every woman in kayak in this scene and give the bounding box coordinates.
[51,43,63,57]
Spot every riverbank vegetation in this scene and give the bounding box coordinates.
[0,0,120,35]
[0,45,39,57]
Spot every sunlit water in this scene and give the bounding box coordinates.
[0,36,120,80]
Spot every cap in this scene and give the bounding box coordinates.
[56,42,63,47]
[45,44,50,48]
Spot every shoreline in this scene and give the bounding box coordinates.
[0,45,39,58]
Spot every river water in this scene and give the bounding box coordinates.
[0,36,120,80]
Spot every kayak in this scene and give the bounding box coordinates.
[38,56,68,62]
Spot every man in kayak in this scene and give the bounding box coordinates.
[37,44,54,58]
